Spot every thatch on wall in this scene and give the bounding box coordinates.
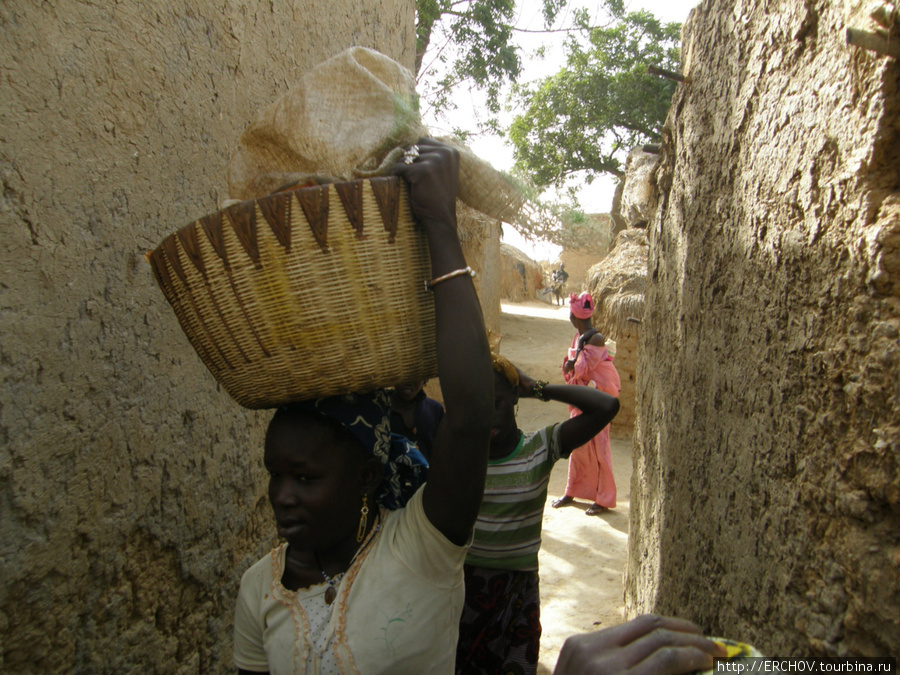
[587,229,648,339]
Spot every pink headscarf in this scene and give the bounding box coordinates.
[569,292,594,319]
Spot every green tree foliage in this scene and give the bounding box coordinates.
[508,7,681,186]
[415,0,566,116]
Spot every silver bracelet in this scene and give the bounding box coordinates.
[425,266,476,291]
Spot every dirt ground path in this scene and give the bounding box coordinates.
[497,300,631,674]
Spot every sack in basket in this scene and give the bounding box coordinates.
[227,46,524,223]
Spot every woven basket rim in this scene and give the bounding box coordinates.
[185,174,403,240]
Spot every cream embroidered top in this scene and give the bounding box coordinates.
[233,487,469,674]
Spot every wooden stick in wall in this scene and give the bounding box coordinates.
[846,28,900,59]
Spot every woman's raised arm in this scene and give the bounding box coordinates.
[393,139,493,545]
[517,369,619,457]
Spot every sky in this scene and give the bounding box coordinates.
[420,0,700,261]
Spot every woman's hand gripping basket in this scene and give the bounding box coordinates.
[148,177,436,409]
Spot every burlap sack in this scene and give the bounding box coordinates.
[227,46,523,223]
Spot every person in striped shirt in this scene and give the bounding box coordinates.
[455,353,620,674]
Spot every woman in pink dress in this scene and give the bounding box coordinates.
[552,291,621,515]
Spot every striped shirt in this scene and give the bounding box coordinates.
[466,424,563,571]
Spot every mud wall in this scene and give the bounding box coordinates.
[459,203,503,337]
[607,331,638,432]
[0,2,415,672]
[558,213,615,291]
[559,248,604,293]
[500,243,543,301]
[587,230,649,434]
[626,0,900,657]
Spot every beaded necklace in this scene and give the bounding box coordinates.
[313,549,344,605]
[312,517,381,605]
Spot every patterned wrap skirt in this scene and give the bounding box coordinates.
[455,565,542,675]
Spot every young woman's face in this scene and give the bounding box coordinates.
[264,412,375,551]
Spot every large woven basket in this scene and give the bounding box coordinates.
[149,177,437,409]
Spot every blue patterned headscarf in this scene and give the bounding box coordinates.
[284,390,428,510]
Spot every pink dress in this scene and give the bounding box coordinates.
[562,332,621,507]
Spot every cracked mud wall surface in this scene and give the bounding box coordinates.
[626,0,900,657]
[0,2,414,672]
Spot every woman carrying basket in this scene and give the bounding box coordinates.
[233,139,494,674]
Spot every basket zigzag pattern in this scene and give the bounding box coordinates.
[149,177,437,409]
